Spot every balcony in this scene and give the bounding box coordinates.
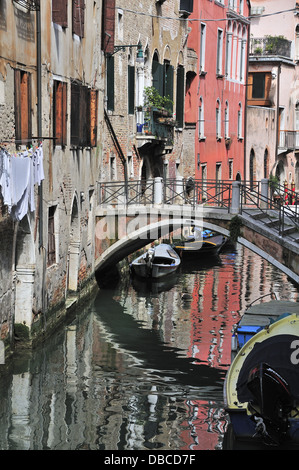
[136,107,176,149]
[278,130,299,152]
[13,0,40,10]
[179,0,193,17]
[250,36,292,59]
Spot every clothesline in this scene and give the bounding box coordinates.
[0,144,45,222]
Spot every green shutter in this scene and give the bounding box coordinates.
[176,65,185,128]
[128,65,135,115]
[107,55,115,111]
[152,59,164,97]
[164,63,174,111]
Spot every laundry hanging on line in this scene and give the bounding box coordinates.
[0,144,44,221]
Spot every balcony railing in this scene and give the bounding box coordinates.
[136,107,176,147]
[279,130,299,150]
[250,37,291,58]
[13,0,40,10]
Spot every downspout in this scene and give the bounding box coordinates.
[243,1,250,183]
[275,63,281,165]
[36,8,46,316]
[37,8,43,248]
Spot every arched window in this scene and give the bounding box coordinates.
[264,148,269,178]
[250,148,256,190]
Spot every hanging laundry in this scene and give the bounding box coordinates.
[0,145,44,222]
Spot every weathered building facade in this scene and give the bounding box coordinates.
[100,0,194,184]
[0,0,105,354]
[247,0,299,188]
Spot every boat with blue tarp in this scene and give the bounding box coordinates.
[224,297,299,447]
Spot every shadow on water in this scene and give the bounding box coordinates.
[94,288,226,388]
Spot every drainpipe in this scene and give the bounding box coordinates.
[275,63,281,166]
[243,5,250,183]
[36,7,46,316]
[36,8,43,249]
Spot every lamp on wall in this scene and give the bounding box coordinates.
[113,41,143,62]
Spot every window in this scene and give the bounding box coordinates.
[225,30,232,78]
[52,0,68,27]
[72,0,85,38]
[128,65,135,115]
[248,72,272,106]
[200,23,206,73]
[14,70,32,145]
[250,149,256,189]
[110,155,117,180]
[53,80,67,146]
[216,29,224,76]
[71,83,98,147]
[216,99,221,139]
[224,101,229,138]
[107,55,115,111]
[238,102,242,139]
[176,65,185,128]
[264,148,269,178]
[152,53,174,108]
[199,97,205,139]
[48,205,57,266]
[229,160,233,179]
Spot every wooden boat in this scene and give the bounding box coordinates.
[173,228,227,256]
[224,298,299,446]
[130,244,181,279]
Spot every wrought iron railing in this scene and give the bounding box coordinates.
[98,178,299,241]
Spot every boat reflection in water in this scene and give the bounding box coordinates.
[0,245,298,450]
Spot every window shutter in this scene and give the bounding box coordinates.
[52,0,68,28]
[164,63,174,110]
[128,65,135,115]
[71,83,80,145]
[176,65,185,128]
[54,81,67,146]
[81,86,89,146]
[107,55,115,111]
[102,0,115,53]
[90,89,98,147]
[14,70,22,142]
[152,60,164,97]
[72,0,85,37]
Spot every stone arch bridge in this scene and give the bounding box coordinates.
[94,178,299,285]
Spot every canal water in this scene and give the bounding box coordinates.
[0,243,298,451]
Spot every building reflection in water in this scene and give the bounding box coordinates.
[0,245,298,450]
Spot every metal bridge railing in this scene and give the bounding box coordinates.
[98,178,233,209]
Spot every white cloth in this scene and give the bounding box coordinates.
[0,145,44,221]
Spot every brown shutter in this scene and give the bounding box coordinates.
[54,81,67,146]
[62,82,67,145]
[14,70,21,142]
[102,0,115,54]
[72,0,85,37]
[90,89,98,147]
[52,0,68,28]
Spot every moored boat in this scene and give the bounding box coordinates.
[224,299,299,447]
[130,243,181,279]
[173,228,227,256]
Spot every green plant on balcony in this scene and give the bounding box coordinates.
[265,35,287,54]
[143,86,173,115]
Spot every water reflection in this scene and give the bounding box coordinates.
[0,244,298,450]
